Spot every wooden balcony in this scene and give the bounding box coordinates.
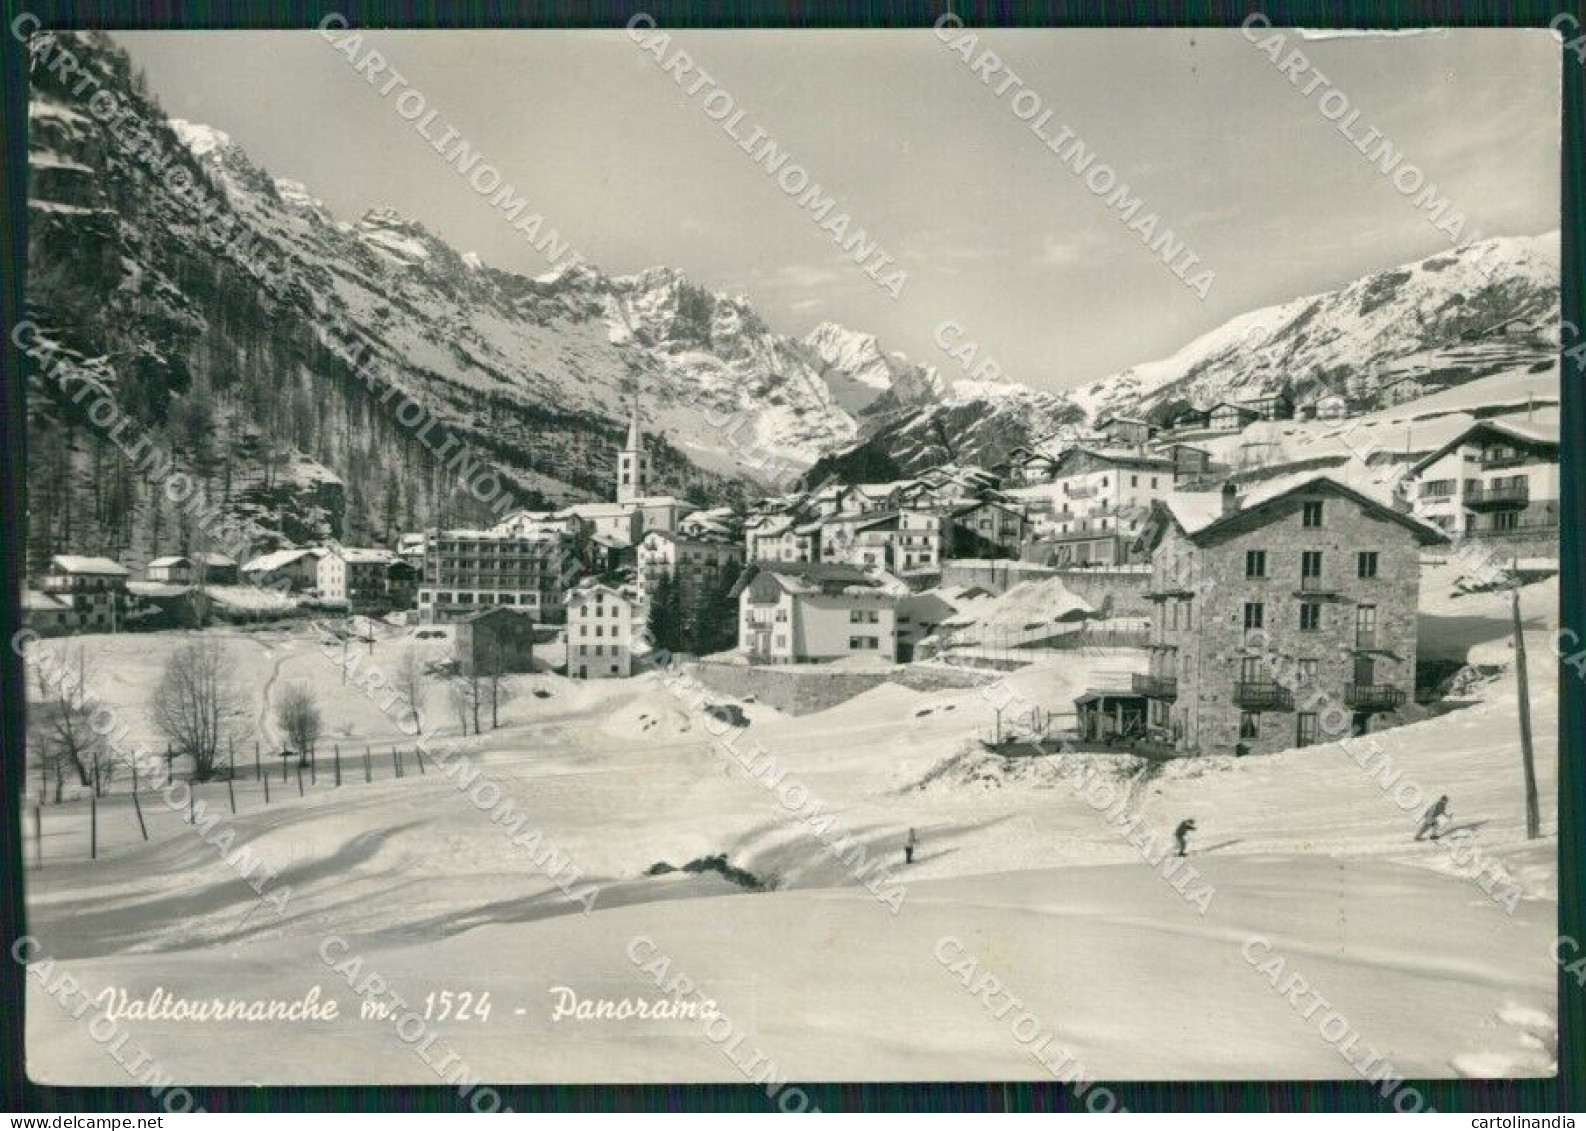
[1233,681,1294,711]
[1465,481,1530,509]
[1345,683,1406,712]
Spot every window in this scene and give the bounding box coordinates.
[1353,551,1380,579]
[1302,501,1324,528]
[1243,602,1264,630]
[1151,477,1159,489]
[1301,550,1322,580]
[1300,603,1321,631]
[1296,659,1319,685]
[1131,475,1138,487]
[1246,550,1267,579]
[1239,712,1261,740]
[1182,598,1193,628]
[1420,479,1456,499]
[1296,713,1319,747]
[1355,605,1377,648]
[1493,511,1520,531]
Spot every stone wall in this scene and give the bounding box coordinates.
[941,559,1057,596]
[686,660,998,716]
[1053,568,1154,617]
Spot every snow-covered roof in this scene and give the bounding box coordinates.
[1148,467,1449,548]
[566,582,634,607]
[1407,413,1560,476]
[127,581,190,598]
[743,562,896,599]
[332,547,397,565]
[22,590,69,611]
[49,555,128,576]
[1054,445,1174,470]
[242,548,319,573]
[145,556,188,569]
[632,495,686,508]
[561,503,633,518]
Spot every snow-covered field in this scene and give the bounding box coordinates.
[21,576,1560,1084]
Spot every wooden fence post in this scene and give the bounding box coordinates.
[131,761,148,841]
[394,746,403,778]
[296,759,305,798]
[415,746,425,775]
[254,740,261,781]
[364,747,372,783]
[263,768,271,804]
[188,785,195,824]
[90,793,97,861]
[310,750,317,785]
[227,775,237,815]
[33,805,42,868]
[334,744,342,787]
[166,742,174,781]
[282,753,289,783]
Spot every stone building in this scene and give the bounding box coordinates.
[1135,475,1447,757]
[454,606,540,674]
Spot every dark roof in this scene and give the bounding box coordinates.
[460,605,536,623]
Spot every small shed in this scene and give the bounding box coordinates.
[1074,690,1147,744]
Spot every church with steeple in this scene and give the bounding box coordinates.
[548,390,686,560]
[617,395,651,505]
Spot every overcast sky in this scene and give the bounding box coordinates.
[118,28,1559,393]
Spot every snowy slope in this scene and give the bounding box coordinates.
[1069,234,1560,422]
[23,570,1559,1083]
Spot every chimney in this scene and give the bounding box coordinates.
[1221,481,1240,517]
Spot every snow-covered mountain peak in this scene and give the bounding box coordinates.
[1068,231,1560,424]
[354,207,459,269]
[168,118,232,157]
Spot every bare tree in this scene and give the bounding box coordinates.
[448,664,482,736]
[274,682,323,764]
[151,639,242,780]
[393,649,428,735]
[478,640,512,731]
[30,646,113,799]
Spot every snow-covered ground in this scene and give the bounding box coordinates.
[22,575,1560,1083]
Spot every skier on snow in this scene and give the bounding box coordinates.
[1174,818,1197,858]
[1415,795,1450,841]
[904,827,918,865]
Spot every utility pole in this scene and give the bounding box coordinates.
[1510,562,1540,839]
